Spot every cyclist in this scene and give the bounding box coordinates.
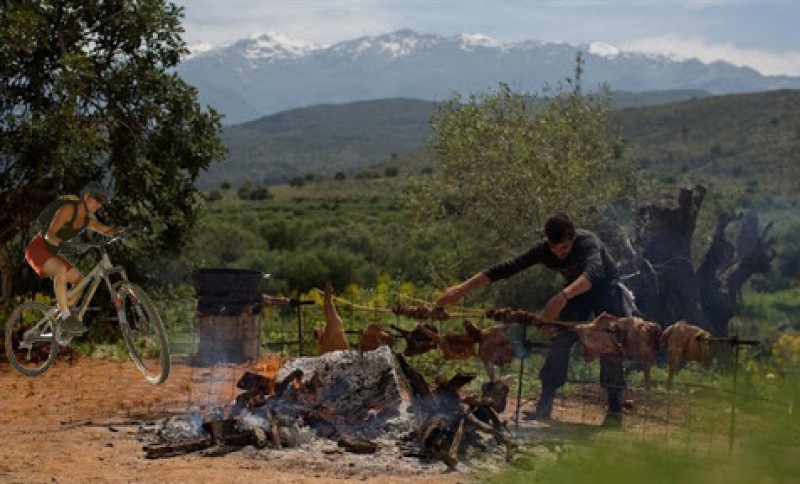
[24,181,124,335]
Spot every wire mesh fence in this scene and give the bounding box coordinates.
[143,282,800,464]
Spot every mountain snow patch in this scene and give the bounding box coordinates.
[588,41,620,58]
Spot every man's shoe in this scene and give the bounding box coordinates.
[522,409,552,422]
[601,412,623,428]
[60,315,87,334]
[522,398,553,421]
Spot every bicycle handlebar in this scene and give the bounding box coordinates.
[59,226,148,255]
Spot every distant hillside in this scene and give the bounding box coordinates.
[204,98,434,188]
[618,89,800,200]
[200,89,712,188]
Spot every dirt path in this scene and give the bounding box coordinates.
[0,357,472,483]
[1,348,647,484]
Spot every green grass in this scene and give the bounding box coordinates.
[482,380,800,484]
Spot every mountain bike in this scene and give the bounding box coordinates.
[4,227,170,384]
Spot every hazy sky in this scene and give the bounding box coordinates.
[173,0,800,76]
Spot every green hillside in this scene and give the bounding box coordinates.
[200,90,799,214]
[199,90,714,188]
[205,98,436,187]
[618,90,800,202]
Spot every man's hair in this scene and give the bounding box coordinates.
[544,213,575,244]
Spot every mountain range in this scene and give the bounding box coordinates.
[178,29,800,125]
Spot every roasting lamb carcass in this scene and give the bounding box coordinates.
[463,321,515,381]
[314,282,350,355]
[570,312,621,361]
[612,316,662,387]
[359,323,395,352]
[660,320,712,384]
[415,324,479,360]
[391,323,440,357]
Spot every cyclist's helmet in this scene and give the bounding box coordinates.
[81,181,111,203]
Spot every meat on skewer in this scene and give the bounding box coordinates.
[359,322,395,352]
[314,282,350,355]
[463,321,515,381]
[613,316,662,387]
[392,303,450,321]
[570,312,621,361]
[415,324,479,360]
[660,320,712,384]
[391,323,440,357]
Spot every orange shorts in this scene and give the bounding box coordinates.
[25,235,73,278]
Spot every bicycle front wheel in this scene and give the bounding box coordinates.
[5,301,58,377]
[116,283,170,384]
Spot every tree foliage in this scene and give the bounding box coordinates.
[0,0,225,290]
[404,56,639,280]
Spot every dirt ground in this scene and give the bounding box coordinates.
[0,352,619,484]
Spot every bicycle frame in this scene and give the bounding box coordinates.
[29,245,130,343]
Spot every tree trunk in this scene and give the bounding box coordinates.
[592,186,775,336]
[619,185,775,336]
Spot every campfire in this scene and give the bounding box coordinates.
[142,347,514,468]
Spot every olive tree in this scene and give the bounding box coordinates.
[404,56,638,302]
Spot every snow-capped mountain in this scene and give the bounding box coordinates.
[177,29,800,124]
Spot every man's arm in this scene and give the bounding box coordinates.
[483,240,547,282]
[438,240,548,306]
[543,237,605,319]
[88,218,122,236]
[544,274,592,319]
[437,272,491,306]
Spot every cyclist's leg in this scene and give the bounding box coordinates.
[40,257,72,314]
[65,267,84,307]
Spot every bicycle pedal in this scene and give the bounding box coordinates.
[57,335,74,346]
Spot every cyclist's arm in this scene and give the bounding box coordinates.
[44,205,74,247]
[88,218,121,236]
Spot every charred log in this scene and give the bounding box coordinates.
[144,439,213,459]
[337,435,379,454]
[394,353,431,398]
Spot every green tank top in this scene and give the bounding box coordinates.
[44,201,90,254]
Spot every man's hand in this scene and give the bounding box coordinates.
[544,290,569,320]
[437,284,466,306]
[108,226,133,237]
[437,273,490,307]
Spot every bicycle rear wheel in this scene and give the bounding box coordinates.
[5,301,58,377]
[116,282,170,384]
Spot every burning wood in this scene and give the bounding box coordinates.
[337,435,378,454]
[143,347,513,468]
[395,358,515,467]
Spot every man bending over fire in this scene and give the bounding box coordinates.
[437,213,627,427]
